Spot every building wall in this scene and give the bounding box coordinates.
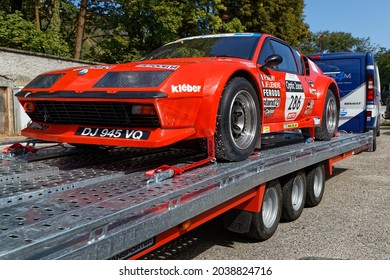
[0,47,95,135]
[0,87,8,134]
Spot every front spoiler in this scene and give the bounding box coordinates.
[21,123,196,148]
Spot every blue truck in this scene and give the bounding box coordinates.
[309,52,381,151]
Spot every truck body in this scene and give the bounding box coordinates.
[0,131,372,259]
[309,52,381,150]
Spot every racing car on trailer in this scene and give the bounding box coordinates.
[16,33,340,161]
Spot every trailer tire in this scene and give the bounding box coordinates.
[281,171,307,222]
[248,180,282,241]
[305,164,325,207]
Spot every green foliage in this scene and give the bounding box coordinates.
[299,31,378,54]
[376,48,390,91]
[0,11,71,56]
[84,0,246,63]
[221,0,309,46]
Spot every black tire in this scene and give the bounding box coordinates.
[305,164,325,207]
[376,121,380,137]
[281,171,307,222]
[315,90,339,140]
[369,129,377,152]
[248,180,282,241]
[214,77,261,161]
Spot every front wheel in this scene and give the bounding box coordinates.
[214,77,261,161]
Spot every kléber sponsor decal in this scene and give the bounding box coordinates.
[171,84,202,93]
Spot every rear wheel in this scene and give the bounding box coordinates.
[248,180,282,241]
[302,89,339,140]
[215,77,260,161]
[281,171,307,222]
[305,164,325,207]
[315,90,339,140]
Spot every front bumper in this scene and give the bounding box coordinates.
[22,122,196,148]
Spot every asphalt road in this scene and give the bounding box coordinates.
[145,108,390,260]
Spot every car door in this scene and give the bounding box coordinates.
[257,38,311,124]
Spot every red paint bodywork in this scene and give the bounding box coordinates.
[16,34,339,149]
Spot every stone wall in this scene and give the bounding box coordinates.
[0,47,95,135]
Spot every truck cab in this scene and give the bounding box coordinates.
[309,52,381,151]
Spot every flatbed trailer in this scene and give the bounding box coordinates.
[0,132,372,259]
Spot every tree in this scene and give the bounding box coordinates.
[376,48,390,91]
[222,0,309,46]
[299,31,377,54]
[48,0,61,33]
[0,11,71,56]
[35,0,41,31]
[74,0,87,59]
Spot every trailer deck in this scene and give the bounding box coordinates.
[0,132,372,259]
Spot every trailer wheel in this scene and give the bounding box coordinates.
[215,77,260,161]
[305,164,325,207]
[248,180,282,241]
[281,171,307,222]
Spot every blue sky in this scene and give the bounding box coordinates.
[304,0,390,49]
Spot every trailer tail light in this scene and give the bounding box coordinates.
[366,74,374,101]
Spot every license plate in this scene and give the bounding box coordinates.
[75,127,150,140]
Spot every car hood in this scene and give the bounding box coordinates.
[21,57,247,93]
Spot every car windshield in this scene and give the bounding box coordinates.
[141,34,261,61]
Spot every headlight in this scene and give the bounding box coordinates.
[93,71,173,88]
[25,74,64,88]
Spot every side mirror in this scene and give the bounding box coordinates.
[260,54,283,71]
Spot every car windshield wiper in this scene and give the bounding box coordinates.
[211,54,240,59]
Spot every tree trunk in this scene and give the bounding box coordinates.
[35,0,41,31]
[74,0,87,60]
[49,0,61,33]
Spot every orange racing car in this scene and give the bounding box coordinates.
[16,33,340,161]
